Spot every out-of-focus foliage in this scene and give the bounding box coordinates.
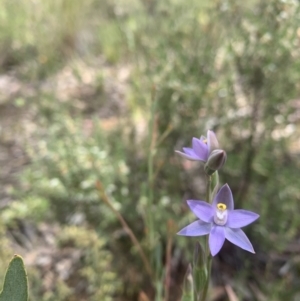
[18,109,130,227]
[27,226,117,301]
[0,0,300,300]
[58,226,117,301]
[0,0,125,77]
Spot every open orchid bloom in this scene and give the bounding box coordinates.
[177,184,259,256]
[175,130,219,162]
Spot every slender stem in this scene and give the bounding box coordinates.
[164,220,174,301]
[96,180,153,278]
[200,175,212,301]
[206,175,212,204]
[204,175,212,256]
[147,85,157,250]
[201,255,212,301]
[156,123,173,146]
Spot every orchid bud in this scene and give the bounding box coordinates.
[204,149,227,175]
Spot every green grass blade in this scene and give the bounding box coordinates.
[193,242,207,299]
[181,264,194,301]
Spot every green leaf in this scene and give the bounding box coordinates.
[192,242,207,299]
[0,255,28,301]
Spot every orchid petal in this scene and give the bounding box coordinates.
[177,220,211,237]
[213,184,234,210]
[227,210,259,228]
[209,225,225,256]
[182,147,198,156]
[224,228,255,253]
[192,138,209,161]
[175,150,202,161]
[187,200,214,223]
[207,130,219,153]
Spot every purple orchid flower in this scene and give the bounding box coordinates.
[177,184,259,256]
[175,130,219,162]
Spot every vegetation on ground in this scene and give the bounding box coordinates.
[0,0,300,300]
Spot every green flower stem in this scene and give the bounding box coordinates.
[200,253,212,301]
[200,174,213,301]
[204,174,213,259]
[206,175,212,204]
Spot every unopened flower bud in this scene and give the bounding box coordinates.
[204,149,227,175]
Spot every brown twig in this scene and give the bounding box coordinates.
[96,180,153,278]
[156,123,173,147]
[164,219,175,301]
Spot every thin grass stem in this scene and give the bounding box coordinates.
[96,180,153,278]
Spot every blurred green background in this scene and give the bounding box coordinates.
[0,0,300,300]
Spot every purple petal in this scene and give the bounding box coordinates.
[224,228,255,253]
[207,130,219,153]
[209,225,225,256]
[212,184,234,210]
[227,210,259,228]
[175,149,201,161]
[182,147,198,157]
[187,200,214,223]
[177,220,211,237]
[192,138,209,161]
